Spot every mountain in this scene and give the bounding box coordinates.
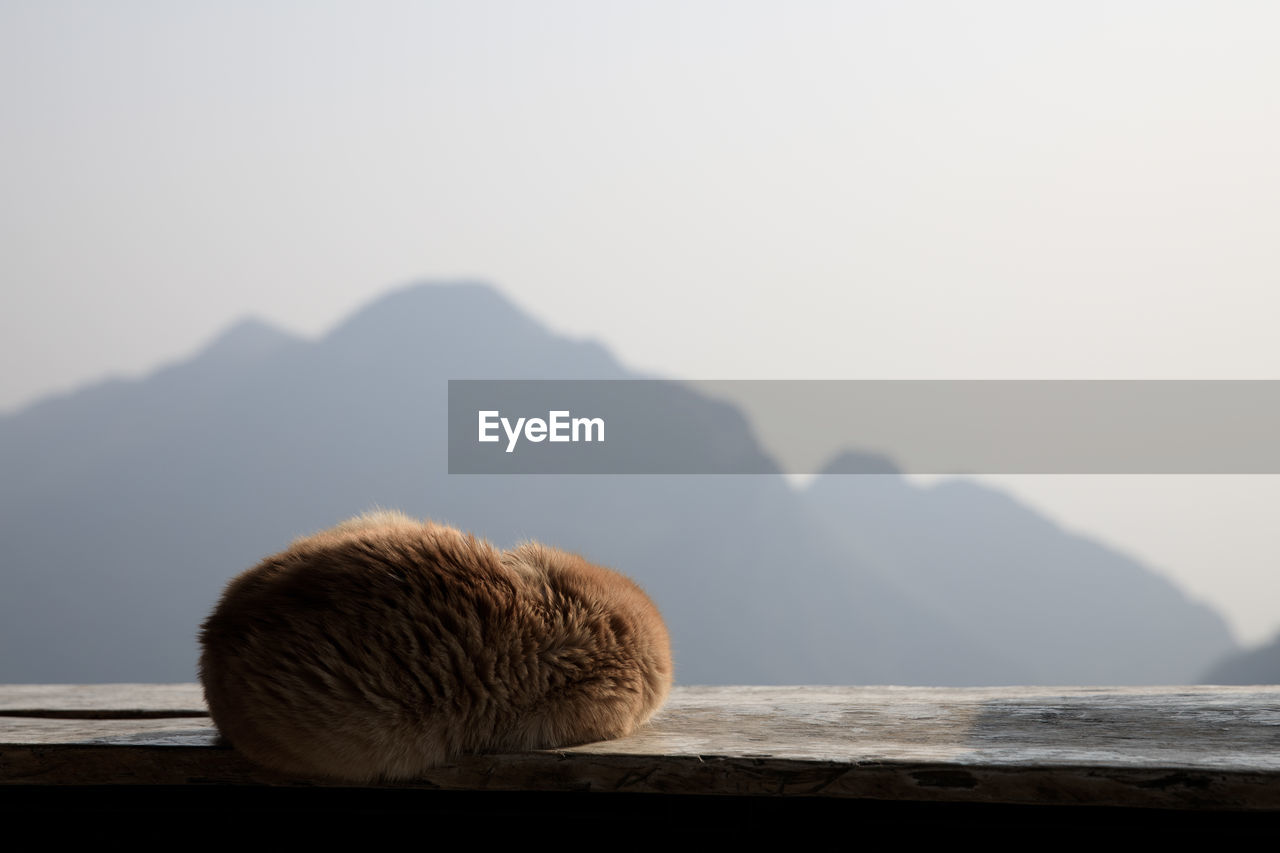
[1201,633,1280,684]
[0,282,1237,685]
[804,451,1236,684]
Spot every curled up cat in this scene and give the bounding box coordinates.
[198,511,673,781]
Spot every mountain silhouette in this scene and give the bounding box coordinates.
[804,450,1236,684]
[1201,631,1280,684]
[0,282,1237,685]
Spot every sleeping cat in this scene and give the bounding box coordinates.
[199,511,673,781]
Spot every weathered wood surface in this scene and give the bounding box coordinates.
[2,684,1277,811]
[0,683,206,717]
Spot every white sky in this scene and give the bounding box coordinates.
[3,2,1278,645]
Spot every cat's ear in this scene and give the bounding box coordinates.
[329,510,421,533]
[504,540,545,562]
[501,541,549,579]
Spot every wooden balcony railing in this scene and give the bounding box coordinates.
[2,684,1277,835]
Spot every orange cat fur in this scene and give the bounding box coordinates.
[199,511,672,781]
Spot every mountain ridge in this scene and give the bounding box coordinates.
[0,281,1238,685]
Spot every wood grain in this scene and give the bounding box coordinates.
[2,684,1277,810]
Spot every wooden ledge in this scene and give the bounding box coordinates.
[2,684,1278,813]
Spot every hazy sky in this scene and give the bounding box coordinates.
[3,2,1278,645]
